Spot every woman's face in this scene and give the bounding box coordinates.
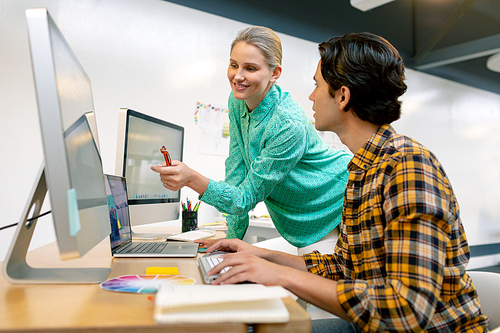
[227,42,280,111]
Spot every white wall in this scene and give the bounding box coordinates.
[1,0,499,266]
[399,71,500,247]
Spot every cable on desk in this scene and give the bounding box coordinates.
[0,210,52,232]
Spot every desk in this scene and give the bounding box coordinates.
[0,226,310,333]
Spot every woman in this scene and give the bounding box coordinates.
[151,26,351,254]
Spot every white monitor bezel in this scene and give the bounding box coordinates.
[115,108,183,232]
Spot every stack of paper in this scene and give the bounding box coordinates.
[154,284,290,324]
[199,220,227,231]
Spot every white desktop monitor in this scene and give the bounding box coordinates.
[3,8,111,284]
[115,109,184,237]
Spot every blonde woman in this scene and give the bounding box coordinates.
[151,27,350,254]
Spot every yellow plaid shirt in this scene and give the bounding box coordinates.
[303,124,488,332]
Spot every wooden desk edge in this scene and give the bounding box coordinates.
[0,297,310,333]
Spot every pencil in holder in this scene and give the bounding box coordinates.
[182,211,198,232]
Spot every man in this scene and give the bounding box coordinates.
[199,32,488,332]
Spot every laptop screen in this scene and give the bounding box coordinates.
[104,175,132,248]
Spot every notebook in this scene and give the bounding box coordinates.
[154,284,290,324]
[104,174,198,258]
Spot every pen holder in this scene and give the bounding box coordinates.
[182,211,198,232]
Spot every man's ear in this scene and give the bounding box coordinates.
[270,65,282,82]
[339,86,351,112]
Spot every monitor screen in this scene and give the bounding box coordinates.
[64,115,107,212]
[124,110,183,204]
[104,175,132,248]
[116,109,184,230]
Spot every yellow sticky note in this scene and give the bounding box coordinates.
[146,267,179,275]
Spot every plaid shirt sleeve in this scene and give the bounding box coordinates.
[303,250,344,279]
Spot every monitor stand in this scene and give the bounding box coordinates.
[2,166,111,284]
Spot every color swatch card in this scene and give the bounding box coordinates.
[100,275,196,294]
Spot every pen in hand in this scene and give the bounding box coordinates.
[160,146,172,166]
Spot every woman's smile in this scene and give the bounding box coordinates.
[233,82,249,90]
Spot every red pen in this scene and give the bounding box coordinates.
[160,146,172,166]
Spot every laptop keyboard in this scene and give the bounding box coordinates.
[116,241,168,254]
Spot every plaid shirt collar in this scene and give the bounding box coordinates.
[349,123,394,172]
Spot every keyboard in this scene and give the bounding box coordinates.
[165,229,215,242]
[198,251,232,284]
[115,241,168,254]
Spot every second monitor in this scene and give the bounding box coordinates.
[115,108,184,238]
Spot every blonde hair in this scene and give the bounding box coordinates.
[231,26,282,70]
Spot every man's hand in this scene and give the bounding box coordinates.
[204,238,270,258]
[208,251,292,286]
[195,238,221,248]
[202,238,348,321]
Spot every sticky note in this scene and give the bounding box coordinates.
[146,267,179,275]
[67,188,81,236]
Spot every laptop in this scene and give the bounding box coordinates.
[104,174,198,258]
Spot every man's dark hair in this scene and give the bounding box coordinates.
[318,32,407,125]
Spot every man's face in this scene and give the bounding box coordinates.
[309,60,341,132]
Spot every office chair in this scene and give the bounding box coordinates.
[467,270,500,330]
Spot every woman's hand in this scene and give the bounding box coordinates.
[150,160,193,191]
[150,161,209,194]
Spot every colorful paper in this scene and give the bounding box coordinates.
[100,274,195,293]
